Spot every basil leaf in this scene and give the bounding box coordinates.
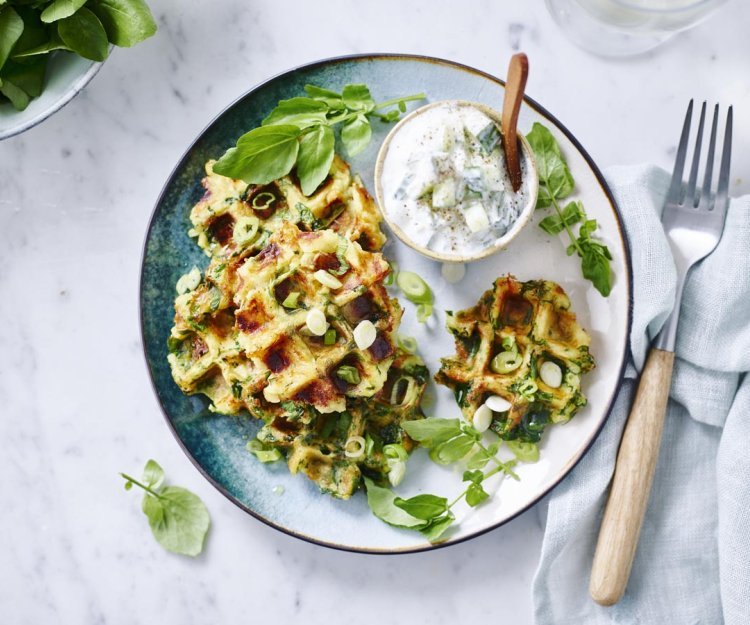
[212,125,301,185]
[581,244,612,297]
[142,458,165,489]
[0,77,29,110]
[429,433,475,465]
[0,6,24,71]
[527,122,574,206]
[341,114,371,157]
[394,494,448,520]
[465,483,489,507]
[262,97,329,129]
[90,0,156,47]
[538,200,584,235]
[296,124,334,196]
[401,418,462,448]
[342,83,374,111]
[41,0,87,23]
[57,8,109,61]
[364,477,425,529]
[141,486,210,557]
[419,511,455,542]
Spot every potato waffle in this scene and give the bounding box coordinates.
[435,276,594,441]
[169,221,402,417]
[189,155,386,258]
[256,351,429,499]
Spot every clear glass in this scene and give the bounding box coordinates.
[546,0,729,56]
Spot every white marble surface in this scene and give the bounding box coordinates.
[1,1,747,623]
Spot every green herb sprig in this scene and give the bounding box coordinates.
[0,0,156,111]
[212,83,426,196]
[365,418,522,542]
[121,459,210,557]
[527,123,614,297]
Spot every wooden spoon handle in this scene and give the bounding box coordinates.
[589,348,676,606]
[501,53,528,192]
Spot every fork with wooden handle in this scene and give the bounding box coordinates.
[589,100,733,606]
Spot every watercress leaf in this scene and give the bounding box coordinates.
[527,122,574,202]
[363,477,425,529]
[57,8,109,61]
[342,83,374,111]
[419,510,455,542]
[538,200,584,235]
[341,114,371,157]
[0,77,29,110]
[262,97,329,129]
[466,483,489,507]
[401,418,462,448]
[41,0,87,23]
[296,124,334,196]
[12,36,70,58]
[429,433,475,465]
[303,84,343,108]
[142,486,210,557]
[581,243,613,296]
[0,6,24,71]
[505,439,540,463]
[394,494,447,520]
[212,124,301,185]
[90,0,156,47]
[465,447,493,470]
[462,469,484,484]
[142,458,165,489]
[0,57,46,97]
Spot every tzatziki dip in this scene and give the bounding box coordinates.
[378,101,532,260]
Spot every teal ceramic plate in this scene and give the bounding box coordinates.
[141,54,633,554]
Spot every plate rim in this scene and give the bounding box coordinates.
[139,52,634,555]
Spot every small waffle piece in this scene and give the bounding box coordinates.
[435,276,594,441]
[189,155,385,259]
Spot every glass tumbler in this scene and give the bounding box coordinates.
[545,0,729,56]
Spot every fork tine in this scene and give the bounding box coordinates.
[667,99,693,205]
[715,106,733,212]
[686,101,706,205]
[700,104,719,207]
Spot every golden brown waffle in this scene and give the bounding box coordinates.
[189,155,386,259]
[256,351,429,499]
[435,276,594,441]
[168,221,402,417]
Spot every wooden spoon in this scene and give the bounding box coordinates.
[501,53,529,192]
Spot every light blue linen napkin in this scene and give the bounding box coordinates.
[533,164,750,625]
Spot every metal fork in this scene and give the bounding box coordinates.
[590,101,733,606]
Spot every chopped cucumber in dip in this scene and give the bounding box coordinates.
[380,101,530,258]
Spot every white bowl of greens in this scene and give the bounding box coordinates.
[0,0,156,140]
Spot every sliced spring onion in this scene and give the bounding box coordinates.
[252,191,276,210]
[365,433,375,457]
[344,435,366,458]
[336,365,360,385]
[485,395,512,413]
[396,271,432,304]
[328,237,350,276]
[272,485,285,495]
[233,215,260,246]
[281,292,300,309]
[246,440,282,463]
[384,259,399,286]
[473,404,493,433]
[176,266,201,295]
[490,351,522,374]
[323,328,337,345]
[539,361,563,388]
[389,376,415,405]
[314,269,343,289]
[383,443,408,462]
[305,308,328,336]
[501,335,518,353]
[387,460,406,487]
[353,320,377,350]
[396,335,417,354]
[416,304,433,324]
[517,379,538,399]
[441,262,466,284]
[506,439,539,463]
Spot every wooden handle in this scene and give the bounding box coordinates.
[589,348,675,606]
[501,53,528,192]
